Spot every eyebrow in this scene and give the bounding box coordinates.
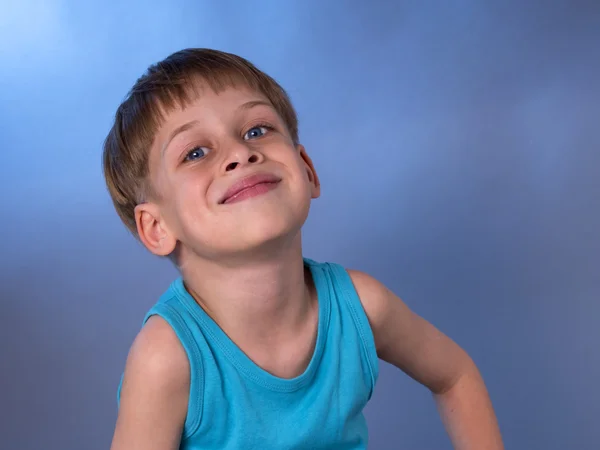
[238,99,272,111]
[161,100,273,156]
[161,120,199,156]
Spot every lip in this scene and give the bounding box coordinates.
[219,172,282,204]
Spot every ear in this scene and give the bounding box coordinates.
[297,144,321,199]
[134,203,177,257]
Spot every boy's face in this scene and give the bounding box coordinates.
[135,82,320,262]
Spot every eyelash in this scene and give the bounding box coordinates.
[181,123,275,163]
[244,123,274,138]
[182,146,207,163]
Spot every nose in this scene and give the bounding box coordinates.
[222,143,264,172]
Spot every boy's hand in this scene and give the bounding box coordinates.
[349,270,504,450]
[111,316,189,450]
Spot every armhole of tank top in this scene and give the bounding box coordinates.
[143,302,204,440]
[327,263,380,398]
[116,373,124,407]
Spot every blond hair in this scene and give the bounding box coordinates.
[102,48,299,237]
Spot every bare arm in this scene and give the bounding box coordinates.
[349,270,503,450]
[111,316,190,450]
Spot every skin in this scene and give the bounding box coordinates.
[110,83,504,450]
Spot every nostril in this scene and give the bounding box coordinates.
[248,154,258,163]
[226,162,238,172]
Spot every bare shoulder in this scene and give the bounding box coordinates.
[346,269,418,353]
[111,316,190,450]
[124,315,190,387]
[346,269,398,329]
[347,269,469,393]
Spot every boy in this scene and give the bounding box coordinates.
[104,48,503,449]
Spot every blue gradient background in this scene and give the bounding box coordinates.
[1,1,599,449]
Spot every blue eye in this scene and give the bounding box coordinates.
[244,126,269,140]
[184,147,208,162]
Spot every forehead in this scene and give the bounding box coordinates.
[156,79,273,128]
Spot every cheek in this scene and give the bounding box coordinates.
[294,156,312,184]
[185,185,207,210]
[295,160,314,195]
[171,179,210,224]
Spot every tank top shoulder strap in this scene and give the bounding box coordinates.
[141,288,205,439]
[304,258,379,395]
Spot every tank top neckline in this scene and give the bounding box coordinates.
[171,258,331,392]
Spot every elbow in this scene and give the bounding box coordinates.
[432,348,478,396]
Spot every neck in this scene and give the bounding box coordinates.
[179,234,314,347]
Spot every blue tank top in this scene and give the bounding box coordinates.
[118,258,379,449]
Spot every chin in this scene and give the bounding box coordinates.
[203,212,305,259]
[244,213,302,246]
[185,197,311,259]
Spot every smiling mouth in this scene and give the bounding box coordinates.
[220,174,282,204]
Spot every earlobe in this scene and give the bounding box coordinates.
[134,203,177,256]
[297,144,321,199]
